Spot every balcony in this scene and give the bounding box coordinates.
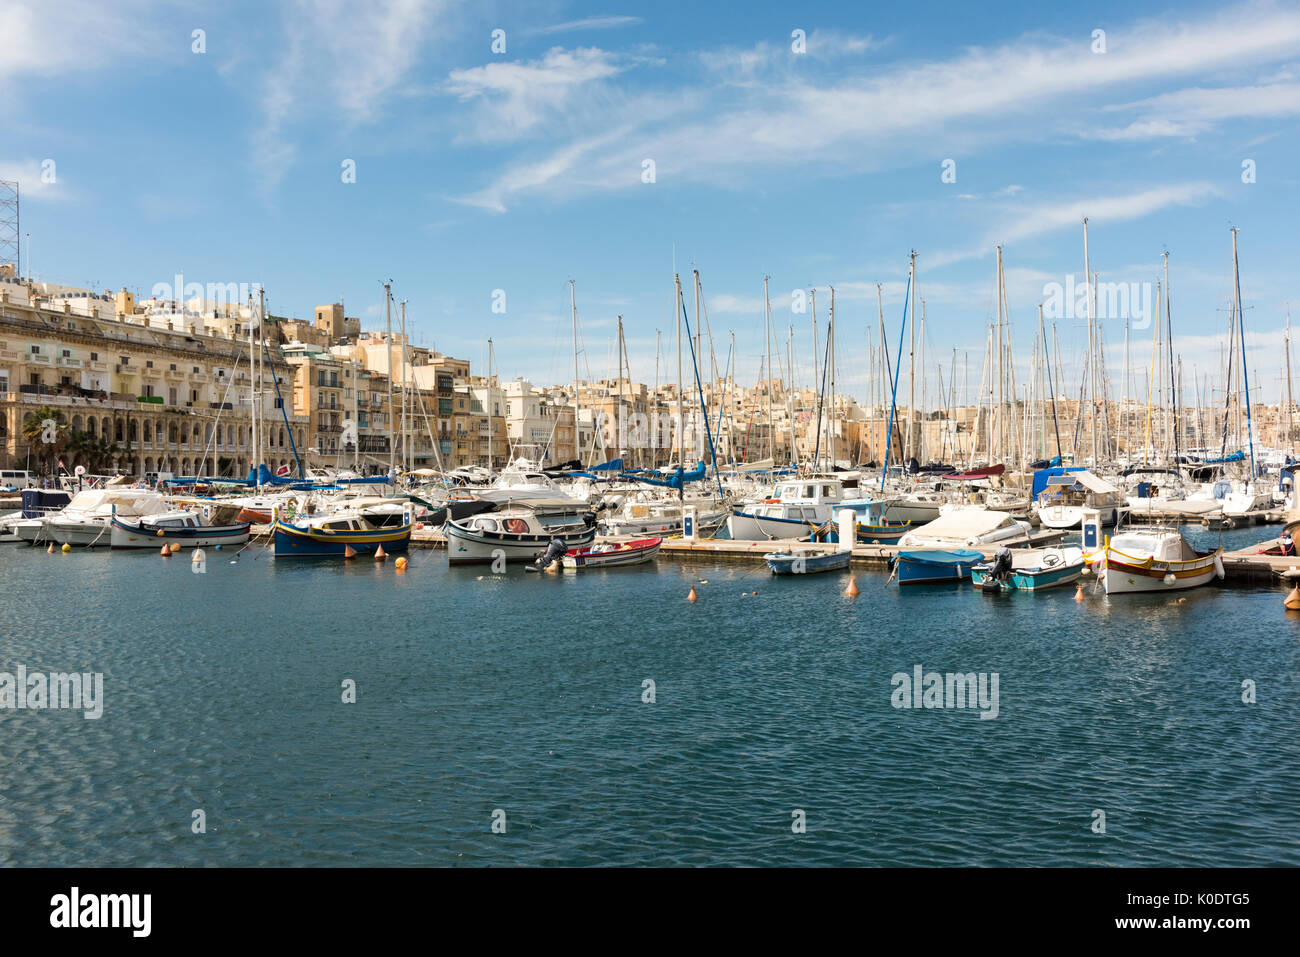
[165,368,185,380]
[88,360,109,372]
[28,353,50,364]
[57,356,82,368]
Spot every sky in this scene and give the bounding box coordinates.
[4,0,1300,405]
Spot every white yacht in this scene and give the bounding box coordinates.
[1034,471,1127,528]
[17,489,169,547]
[727,478,844,541]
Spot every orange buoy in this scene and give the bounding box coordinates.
[169,542,181,553]
[161,544,170,557]
[395,556,408,571]
[46,542,55,554]
[344,545,357,559]
[156,529,165,537]
[1285,585,1300,610]
[687,584,698,602]
[845,575,860,597]
[1074,583,1085,602]
[374,544,386,562]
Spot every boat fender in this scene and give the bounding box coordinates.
[1214,553,1225,580]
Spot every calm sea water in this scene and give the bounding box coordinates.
[1,523,1297,867]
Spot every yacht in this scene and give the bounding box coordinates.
[16,489,169,547]
[727,478,845,541]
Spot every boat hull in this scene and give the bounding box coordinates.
[561,537,662,568]
[895,549,983,585]
[972,561,1083,591]
[764,550,852,575]
[1091,549,1223,594]
[111,518,251,549]
[727,510,820,541]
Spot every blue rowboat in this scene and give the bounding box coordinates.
[764,549,852,575]
[971,547,1084,592]
[273,514,411,558]
[894,549,984,585]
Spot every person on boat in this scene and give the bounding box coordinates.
[1279,532,1295,557]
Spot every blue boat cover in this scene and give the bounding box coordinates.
[896,548,984,565]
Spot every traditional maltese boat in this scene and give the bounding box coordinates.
[561,537,662,569]
[1085,527,1224,594]
[273,508,411,558]
[893,549,984,585]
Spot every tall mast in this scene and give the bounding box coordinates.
[995,245,1004,462]
[829,285,837,469]
[384,281,394,475]
[908,253,917,462]
[571,279,581,465]
[1082,218,1096,465]
[487,337,496,477]
[399,299,409,472]
[763,275,773,464]
[1286,311,1294,453]
[675,274,685,466]
[1232,227,1256,478]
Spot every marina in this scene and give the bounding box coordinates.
[5,0,1300,908]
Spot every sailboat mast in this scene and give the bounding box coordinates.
[384,282,394,476]
[1232,227,1256,477]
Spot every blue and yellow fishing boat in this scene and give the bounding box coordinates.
[273,508,412,558]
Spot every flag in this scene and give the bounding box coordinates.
[276,464,290,476]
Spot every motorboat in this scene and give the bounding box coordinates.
[0,488,71,543]
[1033,470,1127,528]
[17,489,169,547]
[727,478,844,541]
[561,537,662,569]
[445,499,597,564]
[111,508,251,549]
[971,546,1085,591]
[763,548,852,575]
[893,549,984,585]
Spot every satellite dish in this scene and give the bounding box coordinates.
[74,465,86,476]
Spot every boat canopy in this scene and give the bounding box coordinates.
[901,508,1017,544]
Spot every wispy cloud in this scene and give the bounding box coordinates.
[456,1,1300,211]
[525,16,644,37]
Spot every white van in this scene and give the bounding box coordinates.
[0,469,36,490]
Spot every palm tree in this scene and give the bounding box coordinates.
[65,430,123,474]
[21,406,69,476]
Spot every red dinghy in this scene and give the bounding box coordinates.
[942,464,1006,482]
[561,537,662,569]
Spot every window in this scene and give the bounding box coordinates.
[61,349,71,358]
[90,352,98,361]
[29,345,39,354]
[146,360,153,368]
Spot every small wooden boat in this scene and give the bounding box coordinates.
[561,537,662,569]
[855,519,912,544]
[1085,526,1224,594]
[894,548,984,585]
[764,549,852,575]
[273,509,411,558]
[445,499,597,564]
[971,546,1084,592]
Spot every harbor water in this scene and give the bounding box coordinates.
[1,524,1297,867]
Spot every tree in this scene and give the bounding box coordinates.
[21,406,69,476]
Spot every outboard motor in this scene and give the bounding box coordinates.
[981,547,1013,593]
[532,536,568,571]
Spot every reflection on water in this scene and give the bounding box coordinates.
[0,532,1296,867]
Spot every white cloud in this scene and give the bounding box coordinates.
[444,47,635,143]
[525,16,644,36]
[458,1,1300,211]
[0,160,73,202]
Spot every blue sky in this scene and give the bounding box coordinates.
[5,0,1300,403]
